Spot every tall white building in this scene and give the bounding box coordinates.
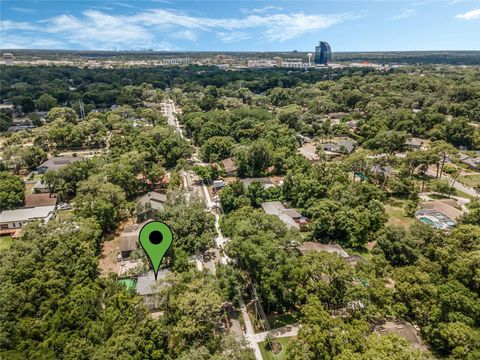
[2,53,14,66]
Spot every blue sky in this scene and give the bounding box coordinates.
[1,1,479,51]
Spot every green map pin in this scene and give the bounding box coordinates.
[139,221,173,280]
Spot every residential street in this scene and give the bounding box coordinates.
[166,99,295,360]
[426,167,478,197]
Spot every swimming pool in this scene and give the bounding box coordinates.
[419,217,442,229]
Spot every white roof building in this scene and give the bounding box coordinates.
[0,205,56,229]
[261,201,303,230]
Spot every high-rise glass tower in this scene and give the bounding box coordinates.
[314,41,331,66]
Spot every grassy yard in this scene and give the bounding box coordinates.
[384,204,414,228]
[56,209,74,220]
[266,312,298,329]
[259,336,293,360]
[348,247,373,261]
[458,174,480,189]
[0,236,13,251]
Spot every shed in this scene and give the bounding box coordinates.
[119,234,138,259]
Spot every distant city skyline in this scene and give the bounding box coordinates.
[1,0,479,51]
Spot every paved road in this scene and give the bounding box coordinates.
[426,167,478,197]
[167,99,279,360]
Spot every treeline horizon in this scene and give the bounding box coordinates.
[2,49,480,65]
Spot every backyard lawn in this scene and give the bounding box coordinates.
[458,174,480,189]
[384,204,414,228]
[266,312,298,329]
[0,236,13,251]
[259,336,293,360]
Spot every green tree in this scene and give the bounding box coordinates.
[47,107,78,124]
[376,226,420,266]
[0,172,25,210]
[75,176,126,233]
[0,110,13,131]
[36,94,58,111]
[22,147,47,170]
[163,198,215,254]
[200,136,235,162]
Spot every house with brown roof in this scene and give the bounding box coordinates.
[24,193,57,208]
[221,157,237,176]
[119,220,152,259]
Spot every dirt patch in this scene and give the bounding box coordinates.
[98,218,134,277]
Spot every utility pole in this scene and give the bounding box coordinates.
[78,99,85,120]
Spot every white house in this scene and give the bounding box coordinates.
[0,205,56,230]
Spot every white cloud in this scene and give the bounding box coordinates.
[241,6,284,14]
[11,7,36,13]
[1,8,356,49]
[43,10,154,49]
[0,20,37,31]
[456,8,480,20]
[217,31,251,42]
[133,9,353,42]
[392,9,417,20]
[1,35,65,49]
[172,30,198,41]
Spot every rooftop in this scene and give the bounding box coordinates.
[221,157,237,173]
[119,234,138,252]
[0,205,56,223]
[261,201,302,230]
[406,137,424,147]
[136,270,171,296]
[137,191,167,211]
[24,193,57,208]
[37,156,83,171]
[376,320,425,350]
[239,177,273,188]
[297,241,349,258]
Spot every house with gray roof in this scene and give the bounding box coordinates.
[261,201,306,230]
[0,205,55,231]
[239,177,274,189]
[136,191,167,221]
[136,269,171,310]
[320,138,356,154]
[36,156,83,174]
[405,137,424,150]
